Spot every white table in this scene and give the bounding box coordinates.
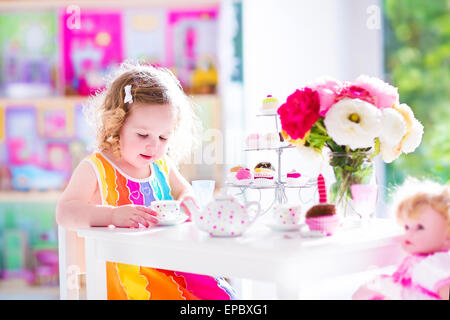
[77,218,405,299]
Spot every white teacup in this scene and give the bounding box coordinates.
[271,204,302,226]
[150,200,183,219]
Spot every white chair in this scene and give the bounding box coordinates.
[58,226,86,299]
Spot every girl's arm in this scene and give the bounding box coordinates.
[56,160,112,228]
[168,161,200,220]
[168,161,195,202]
[56,160,157,229]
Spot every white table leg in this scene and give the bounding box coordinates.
[275,280,301,299]
[84,238,107,300]
[275,263,302,299]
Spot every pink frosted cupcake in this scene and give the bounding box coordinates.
[286,170,302,186]
[235,168,253,185]
[246,133,261,149]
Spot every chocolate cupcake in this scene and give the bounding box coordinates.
[306,204,336,218]
[253,162,275,186]
[304,174,340,236]
[254,162,275,171]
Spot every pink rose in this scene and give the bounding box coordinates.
[353,75,399,109]
[335,84,377,106]
[309,77,342,116]
[277,88,320,140]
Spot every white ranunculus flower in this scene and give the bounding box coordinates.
[295,145,328,177]
[380,108,407,146]
[393,103,414,129]
[324,98,382,150]
[401,118,424,153]
[380,141,402,163]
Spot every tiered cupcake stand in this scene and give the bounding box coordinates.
[226,112,317,215]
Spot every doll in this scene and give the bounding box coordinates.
[353,178,450,300]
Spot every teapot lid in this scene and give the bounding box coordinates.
[214,189,234,201]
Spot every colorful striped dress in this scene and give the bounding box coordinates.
[85,152,235,300]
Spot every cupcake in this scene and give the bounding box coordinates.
[260,95,279,114]
[286,170,302,186]
[305,174,340,236]
[246,133,261,149]
[227,166,243,184]
[255,162,275,171]
[235,167,253,185]
[261,132,280,148]
[253,162,275,186]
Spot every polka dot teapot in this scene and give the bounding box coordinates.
[184,193,261,237]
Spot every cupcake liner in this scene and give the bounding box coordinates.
[253,177,275,186]
[286,177,301,186]
[305,215,340,236]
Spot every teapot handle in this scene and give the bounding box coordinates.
[244,201,261,224]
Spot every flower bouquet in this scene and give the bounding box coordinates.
[277,75,423,217]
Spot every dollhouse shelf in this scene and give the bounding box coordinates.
[0,0,220,9]
[0,191,61,202]
[0,94,218,106]
[0,96,87,107]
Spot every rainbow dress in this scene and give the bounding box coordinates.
[85,152,235,300]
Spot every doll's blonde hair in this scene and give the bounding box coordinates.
[392,178,450,234]
[83,61,202,164]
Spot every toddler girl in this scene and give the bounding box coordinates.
[56,62,235,300]
[353,178,450,300]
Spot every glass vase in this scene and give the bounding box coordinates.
[329,152,378,220]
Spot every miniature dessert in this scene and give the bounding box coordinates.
[305,203,336,218]
[254,162,275,170]
[246,133,261,149]
[235,167,253,185]
[286,169,302,186]
[260,95,279,114]
[262,132,280,148]
[230,166,243,173]
[305,174,340,236]
[227,166,243,184]
[253,162,275,186]
[246,132,279,149]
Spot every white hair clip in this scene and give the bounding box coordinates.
[124,84,133,104]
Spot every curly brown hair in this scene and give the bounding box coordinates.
[83,61,201,163]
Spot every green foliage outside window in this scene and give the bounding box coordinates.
[383,0,450,190]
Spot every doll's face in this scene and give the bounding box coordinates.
[400,205,449,255]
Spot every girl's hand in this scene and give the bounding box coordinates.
[179,195,199,221]
[111,205,159,228]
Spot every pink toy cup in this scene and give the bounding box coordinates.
[305,215,340,236]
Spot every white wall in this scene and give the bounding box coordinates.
[235,0,386,215]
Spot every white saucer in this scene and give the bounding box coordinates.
[265,221,302,232]
[156,214,189,226]
[299,224,327,238]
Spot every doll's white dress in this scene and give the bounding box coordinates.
[366,250,450,300]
